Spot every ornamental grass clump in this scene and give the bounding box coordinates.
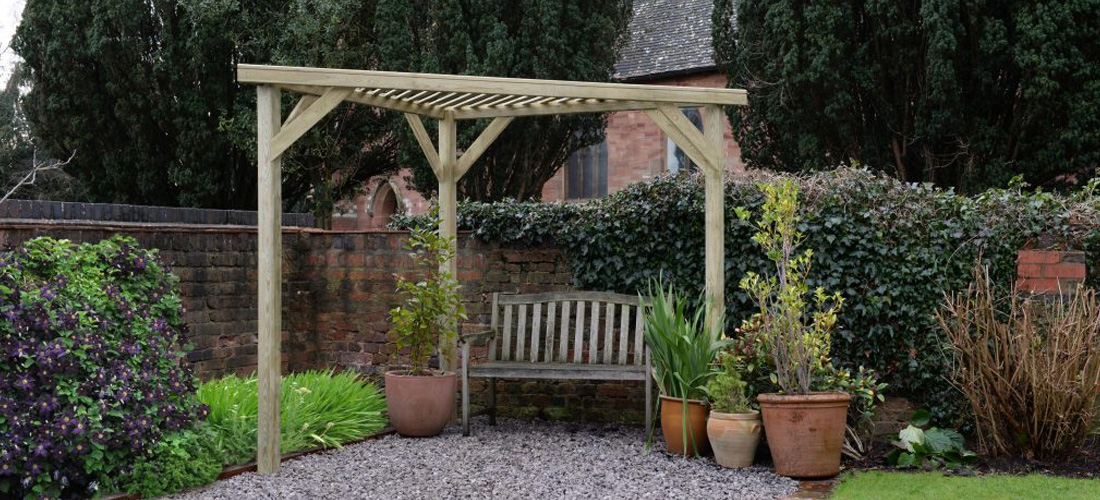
[0,236,205,500]
[198,370,387,466]
[940,263,1100,460]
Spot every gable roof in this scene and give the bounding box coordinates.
[614,0,727,82]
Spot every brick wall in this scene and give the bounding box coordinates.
[1017,249,1087,294]
[0,220,651,424]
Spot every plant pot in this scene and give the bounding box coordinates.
[384,370,456,437]
[758,392,850,478]
[707,410,762,468]
[659,395,710,456]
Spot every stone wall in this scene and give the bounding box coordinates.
[0,219,652,424]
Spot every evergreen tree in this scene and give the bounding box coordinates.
[375,0,633,201]
[14,0,399,220]
[713,0,1100,191]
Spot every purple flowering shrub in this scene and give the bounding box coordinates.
[0,236,207,500]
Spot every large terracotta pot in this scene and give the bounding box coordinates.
[758,392,851,478]
[707,410,762,468]
[384,370,456,437]
[659,395,710,456]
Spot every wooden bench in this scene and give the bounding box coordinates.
[460,291,652,436]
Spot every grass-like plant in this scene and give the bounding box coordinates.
[197,370,387,466]
[939,263,1100,460]
[643,279,728,454]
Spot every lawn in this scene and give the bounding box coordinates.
[832,471,1100,500]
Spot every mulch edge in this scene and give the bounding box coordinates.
[98,427,396,500]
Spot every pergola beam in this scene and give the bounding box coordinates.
[238,64,747,107]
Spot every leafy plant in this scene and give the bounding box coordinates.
[119,425,223,497]
[704,350,753,414]
[197,370,387,466]
[940,263,1100,460]
[643,279,728,455]
[0,236,203,500]
[737,179,844,394]
[390,208,467,375]
[887,410,978,469]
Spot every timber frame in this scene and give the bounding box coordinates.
[237,63,748,473]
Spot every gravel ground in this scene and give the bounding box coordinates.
[168,418,798,500]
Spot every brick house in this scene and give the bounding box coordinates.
[335,0,741,230]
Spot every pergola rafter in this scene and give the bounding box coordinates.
[237,63,748,474]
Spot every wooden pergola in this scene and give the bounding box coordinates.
[237,64,748,473]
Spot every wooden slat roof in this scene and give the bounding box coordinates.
[237,64,747,120]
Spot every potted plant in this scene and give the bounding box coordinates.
[385,210,467,437]
[704,350,761,467]
[737,179,849,478]
[643,280,727,456]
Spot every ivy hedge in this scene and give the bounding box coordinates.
[394,169,1100,424]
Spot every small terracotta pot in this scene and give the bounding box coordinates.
[758,392,851,478]
[384,370,456,437]
[659,395,710,456]
[707,410,762,468]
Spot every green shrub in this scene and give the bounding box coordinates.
[394,169,1100,425]
[886,410,977,469]
[198,370,387,466]
[0,236,204,499]
[120,425,223,497]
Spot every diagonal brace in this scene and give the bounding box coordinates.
[644,104,720,173]
[455,117,514,179]
[404,113,442,175]
[269,87,352,160]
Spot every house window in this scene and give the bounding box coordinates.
[667,108,703,174]
[566,140,608,199]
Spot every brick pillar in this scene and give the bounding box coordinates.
[1016,249,1087,294]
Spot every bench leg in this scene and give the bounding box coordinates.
[488,377,497,425]
[645,351,653,437]
[462,341,471,437]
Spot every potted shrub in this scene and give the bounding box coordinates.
[643,280,727,456]
[704,350,761,467]
[737,180,849,478]
[386,211,467,437]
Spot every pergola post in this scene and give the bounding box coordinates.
[437,112,459,372]
[256,84,282,474]
[702,105,726,336]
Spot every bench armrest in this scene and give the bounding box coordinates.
[458,326,495,344]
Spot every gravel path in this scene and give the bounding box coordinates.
[168,418,798,500]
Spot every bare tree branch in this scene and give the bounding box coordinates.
[1,150,75,204]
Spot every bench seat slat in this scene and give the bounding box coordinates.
[469,362,647,381]
[558,301,570,362]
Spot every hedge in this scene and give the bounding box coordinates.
[394,169,1100,424]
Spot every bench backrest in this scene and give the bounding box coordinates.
[489,292,650,366]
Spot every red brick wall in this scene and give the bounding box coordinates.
[0,220,649,423]
[1017,249,1087,294]
[541,71,744,201]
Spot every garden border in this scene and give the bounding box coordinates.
[98,427,396,500]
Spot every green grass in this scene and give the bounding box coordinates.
[832,471,1100,500]
[198,370,387,465]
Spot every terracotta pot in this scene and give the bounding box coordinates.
[707,410,762,468]
[659,395,710,456]
[758,392,851,478]
[384,370,456,437]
